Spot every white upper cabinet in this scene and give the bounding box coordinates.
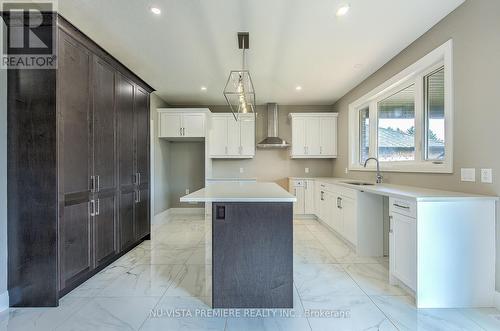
[320,116,337,156]
[182,113,205,137]
[160,113,183,137]
[240,117,256,156]
[209,114,255,158]
[289,113,338,158]
[158,109,208,139]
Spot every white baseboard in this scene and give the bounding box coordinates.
[168,207,204,215]
[153,209,171,225]
[495,291,500,310]
[293,214,317,220]
[0,291,8,312]
[153,208,204,225]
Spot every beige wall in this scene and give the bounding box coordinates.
[332,0,500,287]
[209,105,335,189]
[168,142,205,208]
[150,93,170,215]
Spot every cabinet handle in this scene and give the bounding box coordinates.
[294,188,297,196]
[320,191,324,201]
[96,175,100,192]
[90,176,95,193]
[183,127,186,136]
[89,200,96,217]
[389,215,393,233]
[135,190,141,203]
[179,127,183,136]
[320,146,323,154]
[337,197,342,209]
[393,203,410,210]
[96,199,100,216]
[138,173,141,185]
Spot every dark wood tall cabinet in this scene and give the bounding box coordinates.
[7,15,153,307]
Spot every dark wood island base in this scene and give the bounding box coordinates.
[212,202,293,308]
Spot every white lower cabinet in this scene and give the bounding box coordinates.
[292,186,305,215]
[304,180,315,214]
[341,196,357,245]
[390,209,417,291]
[315,183,358,247]
[289,179,314,215]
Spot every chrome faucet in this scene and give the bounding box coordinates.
[363,157,383,184]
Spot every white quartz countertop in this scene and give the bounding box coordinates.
[180,182,297,203]
[289,177,498,202]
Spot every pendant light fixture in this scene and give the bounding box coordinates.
[223,32,256,121]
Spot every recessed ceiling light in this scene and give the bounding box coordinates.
[201,86,207,91]
[150,7,161,15]
[336,4,350,17]
[295,86,302,91]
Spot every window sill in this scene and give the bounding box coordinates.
[349,162,453,174]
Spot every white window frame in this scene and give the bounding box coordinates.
[348,39,453,173]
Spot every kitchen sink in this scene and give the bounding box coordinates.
[343,181,375,186]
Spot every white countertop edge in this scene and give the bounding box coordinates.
[180,197,296,203]
[289,177,499,201]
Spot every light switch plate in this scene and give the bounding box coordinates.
[481,168,493,183]
[460,168,476,182]
[305,168,309,174]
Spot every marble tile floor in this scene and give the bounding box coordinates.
[1,213,499,331]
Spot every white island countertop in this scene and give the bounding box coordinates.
[290,177,498,202]
[180,182,297,203]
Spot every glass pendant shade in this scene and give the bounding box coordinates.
[223,69,256,121]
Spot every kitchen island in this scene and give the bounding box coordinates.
[181,182,296,309]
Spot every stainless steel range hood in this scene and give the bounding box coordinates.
[257,103,290,148]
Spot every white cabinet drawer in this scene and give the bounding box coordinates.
[389,198,417,218]
[292,180,305,187]
[335,185,357,200]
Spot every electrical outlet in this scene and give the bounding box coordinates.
[481,169,493,184]
[305,168,309,174]
[185,188,190,194]
[240,167,244,173]
[460,168,476,182]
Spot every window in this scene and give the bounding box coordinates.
[424,67,445,161]
[359,107,370,164]
[348,40,453,173]
[377,85,415,162]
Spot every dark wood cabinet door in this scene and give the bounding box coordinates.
[59,31,92,195]
[117,74,136,188]
[92,56,116,193]
[94,193,117,267]
[135,86,149,185]
[120,191,136,250]
[135,188,150,240]
[60,200,92,289]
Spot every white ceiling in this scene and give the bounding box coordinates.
[59,0,464,105]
